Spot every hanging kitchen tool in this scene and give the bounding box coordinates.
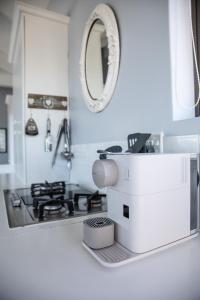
[52,123,63,166]
[52,118,73,167]
[61,118,73,169]
[25,112,38,136]
[45,116,53,152]
[61,119,70,158]
[126,133,151,153]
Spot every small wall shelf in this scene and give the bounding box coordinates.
[28,93,68,110]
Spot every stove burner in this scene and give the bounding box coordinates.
[33,195,74,220]
[44,204,62,212]
[74,191,106,212]
[31,181,66,197]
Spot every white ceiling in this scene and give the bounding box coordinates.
[0,0,77,86]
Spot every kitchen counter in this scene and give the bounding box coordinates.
[0,175,200,300]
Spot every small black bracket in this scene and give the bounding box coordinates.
[97,145,122,159]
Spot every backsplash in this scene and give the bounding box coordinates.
[164,135,200,153]
[70,134,200,190]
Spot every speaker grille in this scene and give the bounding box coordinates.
[84,217,113,228]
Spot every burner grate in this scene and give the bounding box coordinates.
[31,181,66,197]
[33,196,74,220]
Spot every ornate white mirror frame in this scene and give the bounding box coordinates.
[80,4,120,113]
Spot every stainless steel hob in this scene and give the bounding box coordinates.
[4,181,106,228]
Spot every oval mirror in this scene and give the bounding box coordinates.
[80,4,120,112]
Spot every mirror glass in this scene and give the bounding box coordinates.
[85,19,109,100]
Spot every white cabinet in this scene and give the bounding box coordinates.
[25,14,68,96]
[9,2,70,185]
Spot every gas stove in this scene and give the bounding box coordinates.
[4,181,106,228]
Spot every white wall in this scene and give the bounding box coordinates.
[12,20,26,183]
[24,14,69,96]
[24,13,69,184]
[10,3,69,185]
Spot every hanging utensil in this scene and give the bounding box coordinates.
[61,118,73,170]
[52,118,73,168]
[62,118,70,157]
[52,122,63,167]
[25,116,38,136]
[45,117,53,152]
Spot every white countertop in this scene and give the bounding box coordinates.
[0,174,200,300]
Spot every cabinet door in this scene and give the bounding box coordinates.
[24,14,68,96]
[13,23,26,183]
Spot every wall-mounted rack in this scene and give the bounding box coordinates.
[28,93,68,110]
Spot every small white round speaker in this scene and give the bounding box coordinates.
[83,217,114,249]
[92,159,118,188]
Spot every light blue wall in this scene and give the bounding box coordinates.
[69,0,200,145]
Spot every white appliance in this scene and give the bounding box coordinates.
[92,153,199,253]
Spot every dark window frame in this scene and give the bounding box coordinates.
[0,128,7,153]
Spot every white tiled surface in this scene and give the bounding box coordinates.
[164,135,200,154]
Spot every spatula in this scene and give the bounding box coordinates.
[44,117,53,152]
